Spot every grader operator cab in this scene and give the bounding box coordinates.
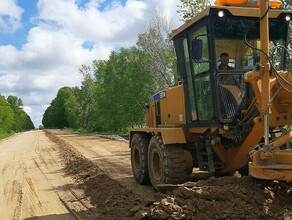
[130,0,292,189]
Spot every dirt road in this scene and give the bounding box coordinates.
[1,129,292,220]
[0,130,153,220]
[0,130,96,220]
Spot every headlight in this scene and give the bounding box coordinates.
[218,10,224,18]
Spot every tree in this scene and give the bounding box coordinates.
[0,95,14,134]
[6,95,34,131]
[136,9,176,88]
[278,0,292,71]
[64,88,79,129]
[0,94,33,137]
[177,0,210,21]
[75,65,97,131]
[280,0,292,10]
[94,47,156,132]
[7,96,23,110]
[42,87,78,129]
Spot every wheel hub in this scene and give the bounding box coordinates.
[133,146,141,173]
[152,149,162,181]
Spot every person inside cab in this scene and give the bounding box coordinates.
[218,52,234,70]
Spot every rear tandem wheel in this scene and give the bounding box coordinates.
[130,133,150,185]
[148,135,187,190]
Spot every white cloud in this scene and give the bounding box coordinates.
[27,105,49,128]
[0,0,182,127]
[22,106,32,114]
[0,45,19,67]
[84,0,106,8]
[0,0,23,33]
[37,0,147,44]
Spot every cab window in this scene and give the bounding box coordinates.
[190,26,213,121]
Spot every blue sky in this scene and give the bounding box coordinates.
[0,0,37,49]
[0,0,130,49]
[0,0,182,127]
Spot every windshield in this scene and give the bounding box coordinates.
[213,17,288,70]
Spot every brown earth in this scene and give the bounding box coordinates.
[1,129,292,220]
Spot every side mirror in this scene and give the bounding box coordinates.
[191,39,203,60]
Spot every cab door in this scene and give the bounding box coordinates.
[182,25,213,125]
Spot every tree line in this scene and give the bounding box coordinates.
[42,0,292,133]
[42,8,176,133]
[0,94,34,138]
[42,45,174,132]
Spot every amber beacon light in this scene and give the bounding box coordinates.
[214,0,282,8]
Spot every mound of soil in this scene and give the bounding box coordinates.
[144,177,292,219]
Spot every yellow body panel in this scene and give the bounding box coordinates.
[136,85,187,145]
[146,85,186,128]
[165,86,186,124]
[222,121,264,173]
[160,98,168,125]
[130,127,186,145]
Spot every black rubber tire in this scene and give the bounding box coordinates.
[148,135,186,190]
[238,165,249,176]
[130,133,150,185]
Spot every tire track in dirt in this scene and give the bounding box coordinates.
[32,144,97,220]
[12,180,23,220]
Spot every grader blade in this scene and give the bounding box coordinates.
[249,153,292,180]
[249,132,292,181]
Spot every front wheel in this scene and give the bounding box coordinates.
[148,135,186,190]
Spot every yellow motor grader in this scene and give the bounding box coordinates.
[130,0,292,189]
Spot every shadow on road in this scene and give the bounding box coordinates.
[23,213,79,220]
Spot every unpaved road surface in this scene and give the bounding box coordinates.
[1,130,292,220]
[0,130,97,220]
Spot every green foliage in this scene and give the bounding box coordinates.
[75,65,97,131]
[94,47,156,132]
[280,0,292,10]
[280,0,292,69]
[0,94,34,139]
[0,95,14,134]
[7,96,34,131]
[42,87,78,129]
[64,89,79,129]
[177,0,210,21]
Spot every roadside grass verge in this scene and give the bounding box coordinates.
[65,127,129,139]
[0,132,15,140]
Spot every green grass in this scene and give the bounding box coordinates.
[65,127,128,137]
[0,132,14,140]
